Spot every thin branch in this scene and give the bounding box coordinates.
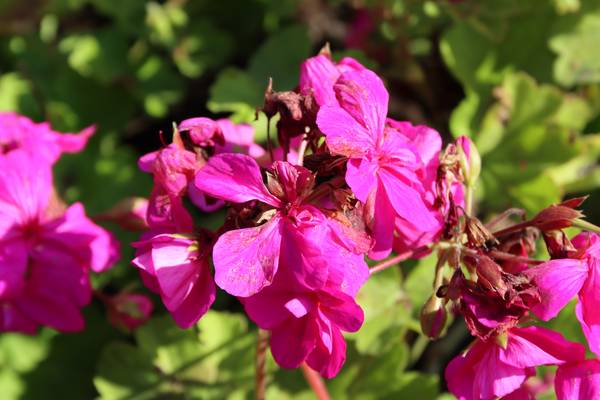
[369,250,414,275]
[255,329,270,400]
[301,363,331,400]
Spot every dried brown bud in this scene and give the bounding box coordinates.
[465,216,497,248]
[420,295,447,339]
[530,200,585,231]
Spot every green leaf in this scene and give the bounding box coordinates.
[551,14,600,87]
[247,25,310,91]
[207,67,263,121]
[95,311,256,400]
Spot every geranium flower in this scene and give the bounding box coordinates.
[527,232,600,355]
[0,112,94,163]
[317,69,438,259]
[445,326,585,400]
[0,150,117,333]
[194,153,368,297]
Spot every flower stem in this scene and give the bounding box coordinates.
[255,328,270,400]
[301,363,331,400]
[369,250,414,275]
[297,135,308,167]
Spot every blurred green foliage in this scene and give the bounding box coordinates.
[0,0,599,399]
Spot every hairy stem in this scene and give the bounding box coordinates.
[369,250,414,275]
[255,328,270,400]
[301,363,331,400]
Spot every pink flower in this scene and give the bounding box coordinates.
[299,54,366,106]
[243,266,364,378]
[445,326,585,400]
[106,293,153,332]
[132,229,215,329]
[317,69,438,259]
[0,150,118,333]
[194,153,368,297]
[527,232,600,355]
[0,112,94,163]
[555,359,600,400]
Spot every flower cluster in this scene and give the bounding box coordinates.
[132,47,600,396]
[0,112,118,333]
[439,196,600,399]
[133,49,469,378]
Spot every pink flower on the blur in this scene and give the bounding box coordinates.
[132,229,215,329]
[317,69,438,259]
[527,232,600,355]
[194,153,368,297]
[106,293,153,332]
[243,266,364,378]
[445,326,585,400]
[555,359,600,400]
[299,54,365,106]
[0,112,94,163]
[0,150,118,333]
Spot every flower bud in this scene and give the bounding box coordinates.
[96,197,148,231]
[531,200,584,231]
[456,136,481,186]
[107,293,153,332]
[420,295,447,339]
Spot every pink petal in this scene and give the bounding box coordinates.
[169,266,216,328]
[55,125,95,153]
[41,202,119,272]
[29,244,91,307]
[378,167,437,230]
[333,69,388,148]
[576,259,600,356]
[212,215,283,297]
[0,240,27,299]
[528,259,588,321]
[320,289,364,333]
[279,220,328,291]
[555,360,600,400]
[151,235,203,310]
[500,326,586,368]
[270,316,318,369]
[194,153,280,207]
[345,157,377,203]
[445,340,490,400]
[15,289,85,332]
[0,302,37,333]
[306,323,347,379]
[243,288,304,329]
[366,182,395,260]
[299,54,340,106]
[474,346,531,400]
[318,104,374,158]
[0,150,51,231]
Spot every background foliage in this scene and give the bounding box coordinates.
[0,0,598,398]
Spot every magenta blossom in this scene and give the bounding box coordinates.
[0,112,94,163]
[299,54,365,106]
[132,228,215,329]
[317,69,438,259]
[0,150,118,333]
[527,232,600,355]
[555,359,600,400]
[243,265,364,378]
[445,326,585,400]
[194,153,368,297]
